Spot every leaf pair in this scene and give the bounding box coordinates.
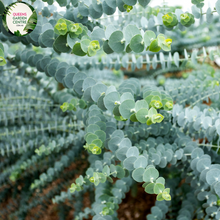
[87,139,103,155]
[73,39,100,57]
[156,188,171,201]
[70,182,83,193]
[144,30,172,52]
[54,18,83,37]
[191,0,204,8]
[89,172,107,186]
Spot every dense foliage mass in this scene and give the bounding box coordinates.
[1,0,220,219]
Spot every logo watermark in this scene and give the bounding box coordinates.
[2,1,37,36]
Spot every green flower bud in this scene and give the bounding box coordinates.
[123,4,133,12]
[150,100,163,109]
[162,191,171,201]
[70,183,77,193]
[55,23,62,30]
[88,40,100,56]
[152,113,164,123]
[165,101,173,110]
[102,207,110,216]
[60,23,67,30]
[90,41,100,51]
[54,19,68,35]
[69,23,79,33]
[89,177,95,183]
[60,102,69,112]
[91,146,102,155]
[180,13,195,27]
[165,39,172,46]
[162,13,178,28]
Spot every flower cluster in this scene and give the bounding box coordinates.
[180,13,195,27]
[162,12,178,28]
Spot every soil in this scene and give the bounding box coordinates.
[117,183,157,220]
[0,159,156,220]
[27,182,157,220]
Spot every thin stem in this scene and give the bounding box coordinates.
[0,104,59,108]
[2,68,17,72]
[0,107,52,112]
[45,78,54,90]
[75,54,203,69]
[96,11,147,21]
[187,90,220,108]
[197,143,219,148]
[0,96,51,103]
[0,123,82,138]
[169,82,202,99]
[201,10,217,15]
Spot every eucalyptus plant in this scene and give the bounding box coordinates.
[1,0,220,219]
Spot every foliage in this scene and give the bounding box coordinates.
[0,0,220,220]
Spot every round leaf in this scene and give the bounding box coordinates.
[136,108,148,123]
[143,167,159,182]
[145,183,155,194]
[153,183,165,194]
[119,100,135,119]
[144,30,156,47]
[109,31,125,53]
[130,34,145,53]
[132,168,145,182]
